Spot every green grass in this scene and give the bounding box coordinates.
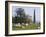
[12,23,40,30]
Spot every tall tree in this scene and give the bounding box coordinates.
[33,9,35,23]
[15,8,26,24]
[16,8,25,17]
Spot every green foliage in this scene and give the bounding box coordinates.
[12,8,32,24]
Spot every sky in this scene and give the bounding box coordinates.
[12,6,41,23]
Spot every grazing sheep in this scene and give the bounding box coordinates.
[13,23,21,27]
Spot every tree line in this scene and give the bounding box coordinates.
[12,8,32,24]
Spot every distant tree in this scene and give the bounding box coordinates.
[33,9,35,23]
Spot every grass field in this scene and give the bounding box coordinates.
[12,23,40,30]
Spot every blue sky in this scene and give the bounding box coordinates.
[12,6,41,23]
